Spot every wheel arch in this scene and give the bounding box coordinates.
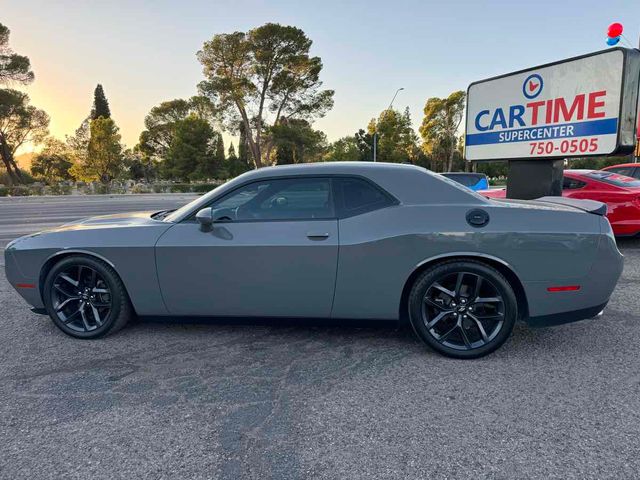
[398,253,529,326]
[39,250,120,304]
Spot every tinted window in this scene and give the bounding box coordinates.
[442,173,487,187]
[210,178,334,221]
[335,177,394,217]
[563,177,586,190]
[585,171,640,188]
[607,167,634,177]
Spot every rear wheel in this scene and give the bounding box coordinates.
[43,256,132,339]
[408,260,517,359]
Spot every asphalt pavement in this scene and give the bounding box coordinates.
[1,194,640,479]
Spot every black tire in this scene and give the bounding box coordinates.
[408,260,517,359]
[43,255,132,339]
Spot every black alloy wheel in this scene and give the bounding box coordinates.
[51,264,112,332]
[44,256,132,338]
[409,260,517,359]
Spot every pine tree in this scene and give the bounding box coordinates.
[238,121,250,169]
[71,117,123,184]
[227,142,250,178]
[213,132,226,178]
[90,84,111,120]
[227,143,237,161]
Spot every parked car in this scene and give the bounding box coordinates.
[481,169,640,237]
[6,163,622,359]
[441,172,489,191]
[601,162,640,179]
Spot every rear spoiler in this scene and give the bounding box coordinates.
[535,196,607,216]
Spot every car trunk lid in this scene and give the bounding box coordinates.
[491,197,607,216]
[533,196,607,216]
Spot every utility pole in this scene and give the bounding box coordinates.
[373,87,404,162]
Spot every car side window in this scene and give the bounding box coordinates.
[562,177,587,190]
[209,177,334,221]
[632,168,640,179]
[334,177,396,218]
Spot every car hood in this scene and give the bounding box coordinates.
[54,211,163,231]
[6,211,169,250]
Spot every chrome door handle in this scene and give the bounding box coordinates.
[307,232,330,240]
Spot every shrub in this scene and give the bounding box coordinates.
[191,183,219,193]
[131,184,152,194]
[44,184,72,195]
[0,169,36,185]
[8,186,32,196]
[168,183,193,193]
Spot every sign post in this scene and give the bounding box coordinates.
[464,48,640,199]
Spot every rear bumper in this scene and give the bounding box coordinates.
[526,301,607,328]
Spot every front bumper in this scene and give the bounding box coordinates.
[4,248,44,309]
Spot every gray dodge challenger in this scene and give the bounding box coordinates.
[5,162,623,358]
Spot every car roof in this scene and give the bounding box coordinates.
[245,161,424,178]
[238,162,484,204]
[602,163,639,169]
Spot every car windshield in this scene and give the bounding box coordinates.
[162,182,231,222]
[585,171,640,188]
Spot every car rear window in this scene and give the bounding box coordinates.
[441,173,486,187]
[606,167,634,177]
[585,171,640,187]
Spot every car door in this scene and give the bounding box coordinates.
[155,176,339,317]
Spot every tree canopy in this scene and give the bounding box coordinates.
[197,23,334,168]
[0,23,34,85]
[419,91,465,172]
[72,117,123,184]
[137,96,215,162]
[270,118,326,164]
[323,136,362,162]
[163,115,219,181]
[0,89,49,184]
[30,138,73,184]
[367,107,423,164]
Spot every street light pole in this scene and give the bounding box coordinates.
[373,87,404,162]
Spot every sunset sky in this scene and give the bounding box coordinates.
[3,0,640,152]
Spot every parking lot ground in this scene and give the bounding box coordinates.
[1,195,640,479]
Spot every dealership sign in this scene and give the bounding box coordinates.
[465,48,640,161]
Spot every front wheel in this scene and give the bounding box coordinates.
[408,260,517,359]
[43,256,132,339]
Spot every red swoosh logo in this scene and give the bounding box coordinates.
[528,81,538,92]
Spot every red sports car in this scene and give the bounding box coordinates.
[481,169,640,236]
[601,162,640,179]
